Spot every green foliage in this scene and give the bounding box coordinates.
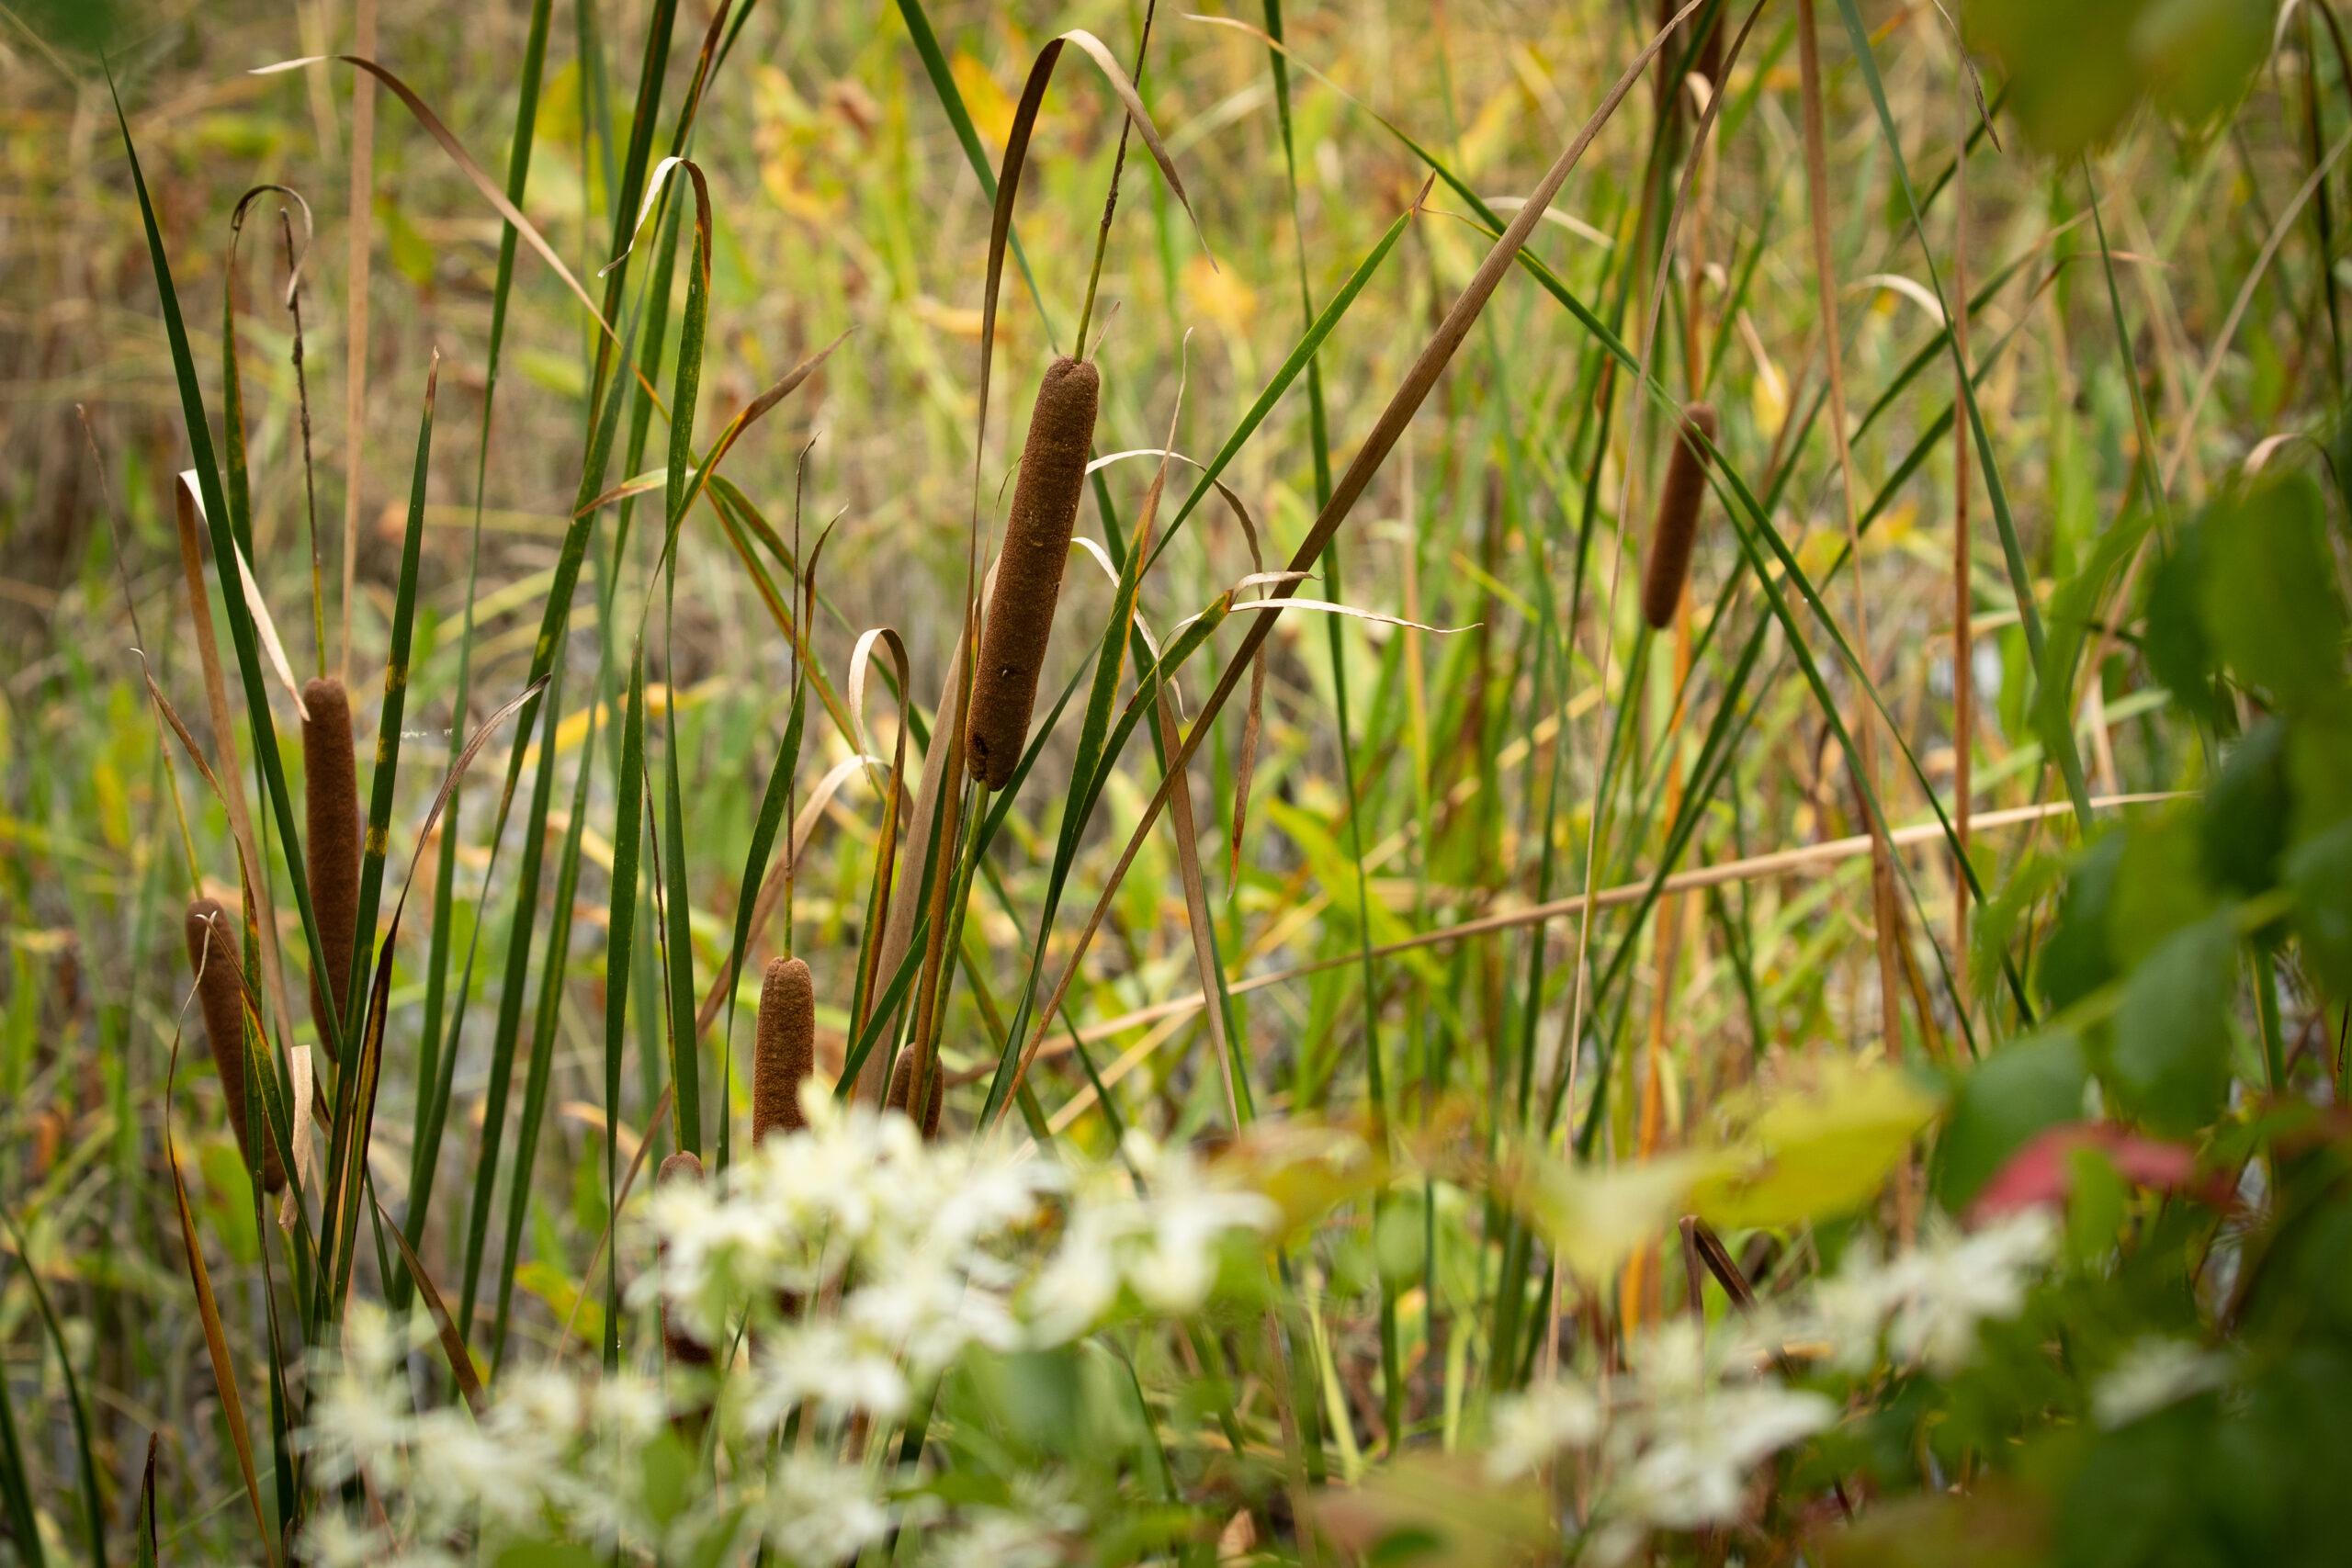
[1967,0,2277,156]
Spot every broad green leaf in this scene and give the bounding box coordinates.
[2107,909,2238,1134]
[1968,0,2271,157]
[2108,808,2215,969]
[2203,717,2291,897]
[2145,520,2226,726]
[1689,1059,1942,1231]
[2200,477,2346,715]
[1935,1032,2091,1212]
[2041,833,2125,1012]
[2289,818,2352,997]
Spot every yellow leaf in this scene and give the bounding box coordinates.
[1689,1057,1943,1230]
[951,51,1017,152]
[1510,1148,1715,1281]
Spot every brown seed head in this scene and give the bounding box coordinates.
[656,1152,713,1369]
[301,676,361,1055]
[886,1046,944,1141]
[753,956,815,1145]
[967,355,1101,788]
[186,897,285,1193]
[1641,403,1719,631]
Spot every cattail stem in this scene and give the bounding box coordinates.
[1073,0,1160,351]
[302,676,360,1058]
[753,956,815,1145]
[1640,403,1717,630]
[187,898,284,1193]
[967,358,1101,786]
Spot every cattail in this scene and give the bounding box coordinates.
[656,1152,713,1370]
[967,355,1102,788]
[886,1046,944,1141]
[753,956,815,1145]
[186,897,285,1193]
[301,676,361,1055]
[1641,403,1718,631]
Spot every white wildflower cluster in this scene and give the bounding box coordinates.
[1803,1208,2059,1375]
[300,1303,786,1563]
[639,1090,1279,1432]
[295,1103,1284,1564]
[1481,1213,2061,1561]
[1488,1322,1835,1562]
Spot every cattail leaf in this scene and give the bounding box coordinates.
[0,1208,107,1567]
[251,54,617,348]
[161,1029,277,1566]
[372,1194,486,1415]
[119,86,336,1068]
[0,1340,40,1568]
[719,684,805,1094]
[399,0,553,1320]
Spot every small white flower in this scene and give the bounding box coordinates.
[1487,1379,1605,1479]
[2094,1337,2230,1428]
[1803,1210,2056,1376]
[742,1321,911,1427]
[1622,1382,1835,1529]
[760,1454,891,1565]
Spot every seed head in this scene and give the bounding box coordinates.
[967,355,1101,788]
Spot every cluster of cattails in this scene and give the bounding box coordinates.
[1641,403,1718,631]
[302,675,360,1054]
[185,898,284,1193]
[966,354,1102,788]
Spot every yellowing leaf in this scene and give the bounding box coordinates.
[1510,1148,1713,1281]
[950,51,1016,151]
[1689,1058,1942,1230]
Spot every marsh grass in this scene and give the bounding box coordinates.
[0,0,2344,1560]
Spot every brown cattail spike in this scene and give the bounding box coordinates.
[656,1152,713,1370]
[967,355,1102,788]
[886,1046,944,1141]
[753,956,815,1145]
[1642,403,1719,631]
[186,898,285,1193]
[301,676,361,1055]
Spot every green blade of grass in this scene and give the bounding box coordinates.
[1,1212,105,1568]
[401,0,553,1318]
[1828,0,2092,829]
[604,649,649,1369]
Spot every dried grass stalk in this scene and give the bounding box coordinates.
[186,897,285,1192]
[1641,402,1718,630]
[753,955,814,1144]
[300,675,360,1053]
[967,355,1101,787]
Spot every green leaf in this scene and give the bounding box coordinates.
[2200,477,2347,714]
[2107,909,2238,1134]
[2145,519,2226,726]
[2041,833,2125,1013]
[2108,808,2216,969]
[493,1545,600,1568]
[2289,818,2352,997]
[2204,717,2291,897]
[1935,1032,2090,1212]
[1967,0,2271,157]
